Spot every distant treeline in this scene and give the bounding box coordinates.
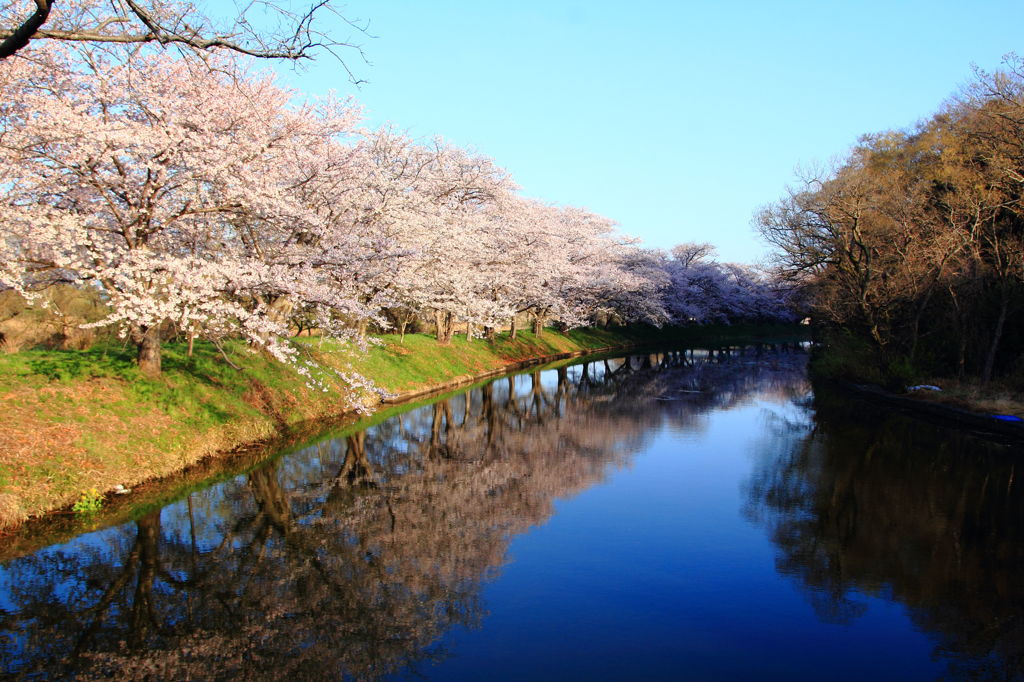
[758,55,1024,388]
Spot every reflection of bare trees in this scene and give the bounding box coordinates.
[0,346,808,680]
[746,390,1024,679]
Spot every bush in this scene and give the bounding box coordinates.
[72,489,103,515]
[810,326,935,391]
[0,286,114,351]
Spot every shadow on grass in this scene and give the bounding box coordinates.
[15,341,258,427]
[25,344,138,382]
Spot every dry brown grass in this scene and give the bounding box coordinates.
[0,493,27,531]
[0,380,150,516]
[0,320,32,354]
[910,378,1024,418]
[0,373,316,525]
[242,377,303,424]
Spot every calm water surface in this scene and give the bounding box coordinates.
[2,346,1023,680]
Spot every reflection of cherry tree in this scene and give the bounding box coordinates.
[745,391,1024,679]
[0,347,808,679]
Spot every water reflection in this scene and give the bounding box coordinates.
[0,345,809,679]
[745,388,1024,679]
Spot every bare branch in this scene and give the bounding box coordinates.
[0,0,52,59]
[0,0,369,76]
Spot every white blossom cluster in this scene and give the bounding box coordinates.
[0,42,794,403]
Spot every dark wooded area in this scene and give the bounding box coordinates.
[758,56,1024,390]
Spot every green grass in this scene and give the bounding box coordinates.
[0,338,356,528]
[338,327,634,393]
[0,323,808,531]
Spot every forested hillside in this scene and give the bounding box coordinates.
[758,55,1024,390]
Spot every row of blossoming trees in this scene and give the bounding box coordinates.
[0,42,794,395]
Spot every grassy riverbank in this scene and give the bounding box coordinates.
[0,323,806,530]
[0,327,627,529]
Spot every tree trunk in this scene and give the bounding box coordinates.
[580,362,591,385]
[338,432,373,487]
[134,325,162,377]
[268,295,294,326]
[429,400,447,458]
[506,375,518,410]
[187,332,195,358]
[434,310,454,345]
[481,382,497,446]
[948,285,968,379]
[532,315,544,336]
[249,462,293,527]
[251,294,294,347]
[483,325,496,341]
[510,314,518,340]
[908,300,926,364]
[981,291,1009,385]
[530,371,544,421]
[555,366,568,415]
[399,321,408,344]
[958,334,968,380]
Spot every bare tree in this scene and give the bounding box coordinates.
[0,0,367,77]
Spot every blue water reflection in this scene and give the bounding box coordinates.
[2,345,1021,680]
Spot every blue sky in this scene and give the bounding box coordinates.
[273,1,1024,264]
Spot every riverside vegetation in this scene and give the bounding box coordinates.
[0,14,797,531]
[0,321,805,532]
[758,54,1024,410]
[0,326,627,530]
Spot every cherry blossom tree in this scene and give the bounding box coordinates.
[351,134,516,343]
[587,246,670,326]
[0,19,799,397]
[0,45,384,393]
[662,243,794,325]
[498,203,638,336]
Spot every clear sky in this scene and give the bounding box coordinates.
[272,0,1024,264]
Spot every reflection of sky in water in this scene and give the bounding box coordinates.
[2,346,1018,680]
[396,392,941,681]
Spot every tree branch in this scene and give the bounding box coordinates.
[0,0,51,59]
[0,0,369,74]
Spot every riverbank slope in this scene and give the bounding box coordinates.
[809,335,1024,429]
[0,324,806,531]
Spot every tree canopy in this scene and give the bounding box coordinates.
[0,31,795,403]
[758,55,1024,386]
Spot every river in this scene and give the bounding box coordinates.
[2,345,1022,680]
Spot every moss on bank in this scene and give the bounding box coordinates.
[0,323,807,531]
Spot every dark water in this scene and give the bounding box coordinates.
[2,347,1023,680]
